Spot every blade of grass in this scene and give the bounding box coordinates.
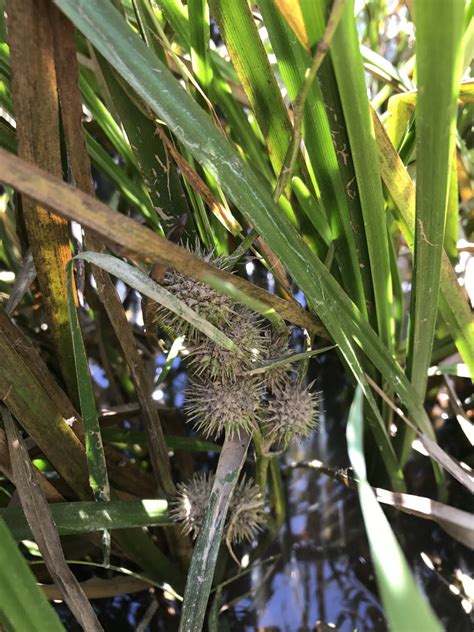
[188,0,213,92]
[1,499,170,541]
[74,251,239,352]
[373,111,474,379]
[346,388,443,632]
[66,262,111,561]
[208,0,292,178]
[406,0,465,411]
[329,0,393,350]
[247,345,336,375]
[101,429,221,453]
[0,516,65,632]
[42,575,154,601]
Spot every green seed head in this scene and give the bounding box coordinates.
[149,271,236,340]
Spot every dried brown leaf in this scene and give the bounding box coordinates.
[3,407,103,631]
[0,149,327,338]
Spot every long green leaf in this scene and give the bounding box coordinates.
[101,428,221,453]
[188,0,213,91]
[0,517,65,632]
[346,388,442,632]
[257,0,368,313]
[208,0,291,177]
[329,0,393,349]
[406,1,465,402]
[1,500,170,541]
[373,112,474,379]
[66,263,111,559]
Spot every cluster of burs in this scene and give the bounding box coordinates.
[147,250,318,546]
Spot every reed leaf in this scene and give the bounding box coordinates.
[66,263,111,561]
[208,0,291,177]
[179,432,251,632]
[1,500,170,541]
[406,0,465,413]
[0,517,65,632]
[329,0,393,349]
[346,388,443,632]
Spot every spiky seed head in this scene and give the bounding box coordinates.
[148,271,237,340]
[146,248,236,340]
[188,309,269,381]
[227,475,266,544]
[263,381,319,448]
[170,471,214,539]
[261,328,293,391]
[171,472,266,545]
[185,375,264,438]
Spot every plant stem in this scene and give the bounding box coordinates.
[179,430,251,632]
[252,431,270,496]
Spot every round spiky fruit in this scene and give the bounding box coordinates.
[188,308,269,381]
[227,475,266,544]
[185,375,264,438]
[170,472,214,539]
[149,271,236,340]
[171,472,266,545]
[146,248,236,340]
[263,381,319,448]
[261,328,293,391]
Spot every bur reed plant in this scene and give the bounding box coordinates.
[0,0,472,631]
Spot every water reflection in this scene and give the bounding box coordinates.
[228,359,387,631]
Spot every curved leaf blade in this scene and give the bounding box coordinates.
[346,388,443,632]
